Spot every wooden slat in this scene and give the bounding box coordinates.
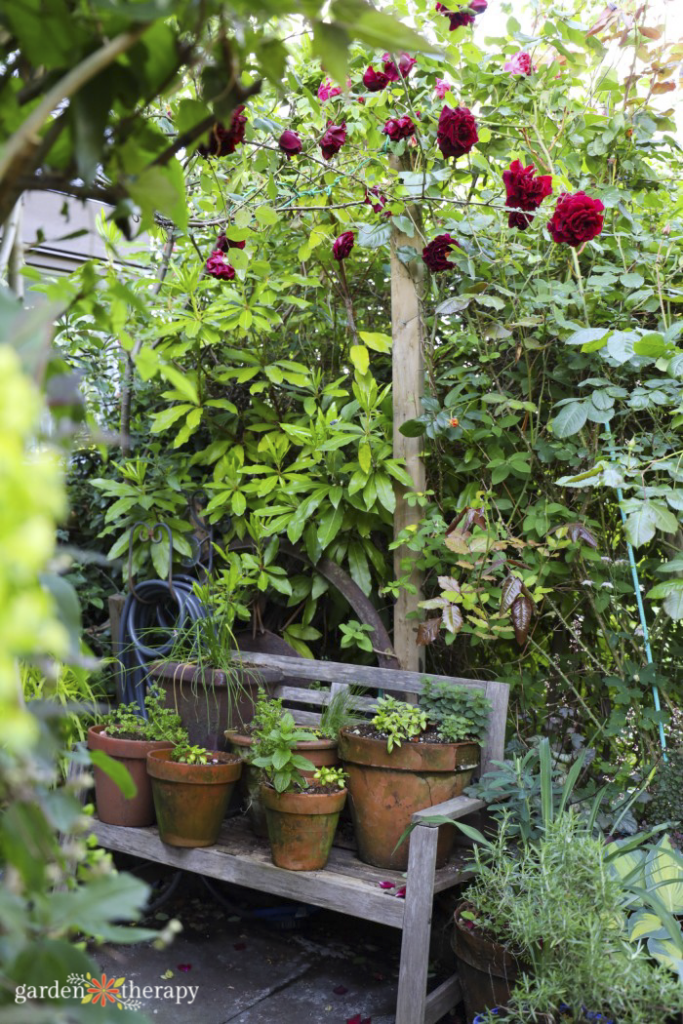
[482,679,509,773]
[91,817,405,929]
[396,825,439,1024]
[412,796,485,824]
[290,709,322,727]
[275,685,377,711]
[424,975,462,1024]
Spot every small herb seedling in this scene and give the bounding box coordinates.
[251,712,317,793]
[313,766,348,789]
[171,743,211,765]
[371,696,428,753]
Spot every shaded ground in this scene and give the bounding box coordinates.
[93,868,466,1024]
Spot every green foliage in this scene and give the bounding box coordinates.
[645,748,683,831]
[419,680,491,744]
[171,743,210,764]
[317,687,364,739]
[313,765,348,789]
[251,711,316,793]
[370,696,428,753]
[103,683,187,744]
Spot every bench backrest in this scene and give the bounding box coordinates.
[232,652,508,777]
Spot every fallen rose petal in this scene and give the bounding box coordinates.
[333,985,349,995]
[177,964,192,972]
[378,881,395,890]
[395,886,406,898]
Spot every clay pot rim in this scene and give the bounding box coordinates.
[88,724,174,759]
[338,726,479,771]
[260,782,347,814]
[147,748,242,784]
[225,729,337,751]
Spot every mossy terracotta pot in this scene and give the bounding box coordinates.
[225,730,338,838]
[88,724,174,827]
[452,906,523,1023]
[261,784,347,871]
[337,728,480,870]
[147,749,242,848]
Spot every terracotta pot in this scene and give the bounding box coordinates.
[88,724,173,827]
[147,749,242,848]
[261,783,347,871]
[337,728,479,870]
[452,906,523,1023]
[225,730,338,838]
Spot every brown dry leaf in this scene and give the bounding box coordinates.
[416,617,441,646]
[511,594,533,647]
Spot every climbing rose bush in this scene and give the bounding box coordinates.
[216,234,245,251]
[436,106,478,159]
[365,187,388,214]
[205,251,236,280]
[435,0,487,31]
[382,52,416,79]
[333,231,355,261]
[548,191,605,246]
[434,78,452,98]
[382,115,416,142]
[504,51,534,75]
[318,77,342,102]
[422,233,461,272]
[503,161,553,230]
[363,66,390,91]
[320,121,347,159]
[278,129,302,157]
[198,106,247,157]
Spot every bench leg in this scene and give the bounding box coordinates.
[395,824,439,1024]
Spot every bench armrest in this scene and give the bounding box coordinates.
[411,795,485,824]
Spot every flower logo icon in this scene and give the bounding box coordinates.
[83,973,125,1008]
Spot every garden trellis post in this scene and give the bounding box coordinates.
[390,155,425,673]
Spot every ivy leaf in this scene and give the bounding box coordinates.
[510,594,533,647]
[501,575,522,613]
[417,617,441,646]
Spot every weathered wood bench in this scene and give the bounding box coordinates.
[91,653,508,1024]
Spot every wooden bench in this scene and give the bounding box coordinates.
[91,652,509,1024]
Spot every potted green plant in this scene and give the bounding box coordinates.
[87,684,187,827]
[226,688,353,836]
[146,742,242,848]
[338,681,491,870]
[252,712,347,870]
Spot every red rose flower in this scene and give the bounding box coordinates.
[422,233,461,272]
[320,121,347,160]
[548,191,605,247]
[318,77,342,102]
[435,1,487,31]
[437,106,478,159]
[333,231,355,261]
[365,187,388,215]
[216,234,246,252]
[502,160,552,230]
[206,250,236,280]
[278,129,302,157]
[504,51,534,75]
[382,52,417,80]
[382,115,416,141]
[434,78,452,99]
[362,66,391,92]
[198,106,247,158]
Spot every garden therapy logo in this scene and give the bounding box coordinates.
[14,972,199,1010]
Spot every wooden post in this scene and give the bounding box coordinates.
[391,156,425,673]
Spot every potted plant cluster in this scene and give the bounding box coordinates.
[147,741,242,848]
[338,681,491,869]
[251,711,348,871]
[226,687,355,837]
[88,684,187,826]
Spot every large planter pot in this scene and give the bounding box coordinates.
[87,724,173,827]
[261,783,347,871]
[225,730,338,838]
[147,749,242,848]
[337,728,479,870]
[150,661,283,749]
[452,907,523,1023]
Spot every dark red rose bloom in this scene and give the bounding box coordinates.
[198,106,247,158]
[362,66,391,92]
[320,121,347,160]
[216,234,246,252]
[365,186,388,214]
[437,105,478,159]
[206,250,236,280]
[333,231,355,261]
[548,191,605,247]
[278,129,302,157]
[382,52,416,79]
[422,233,461,272]
[382,115,416,142]
[502,160,553,230]
[435,1,487,31]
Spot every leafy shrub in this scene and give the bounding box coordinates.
[644,749,683,832]
[251,712,316,792]
[103,683,187,744]
[420,680,491,745]
[370,696,428,752]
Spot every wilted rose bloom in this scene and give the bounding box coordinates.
[216,234,246,252]
[435,1,487,31]
[504,51,535,75]
[318,77,342,102]
[422,233,461,272]
[319,121,347,160]
[206,250,236,280]
[502,160,552,230]
[548,191,605,247]
[382,115,416,141]
[362,66,391,92]
[278,129,302,157]
[382,52,417,81]
[437,105,478,159]
[333,231,355,261]
[198,106,247,157]
[434,78,452,98]
[365,186,388,214]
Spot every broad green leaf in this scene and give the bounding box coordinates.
[350,345,369,375]
[359,331,392,353]
[128,159,188,232]
[358,441,372,474]
[255,206,279,227]
[565,327,610,347]
[645,836,683,914]
[551,402,588,438]
[312,20,349,90]
[399,418,426,437]
[156,364,199,405]
[89,750,137,799]
[374,472,396,513]
[318,505,344,548]
[624,504,657,547]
